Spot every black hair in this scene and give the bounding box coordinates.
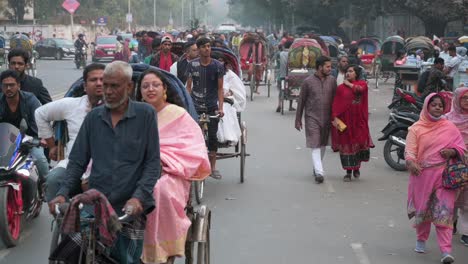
[448,45,456,52]
[152,37,161,49]
[395,49,406,61]
[196,37,211,48]
[83,63,105,81]
[428,94,445,110]
[136,69,185,108]
[184,41,196,50]
[434,57,444,65]
[433,39,439,45]
[346,65,362,80]
[315,56,331,70]
[8,48,30,64]
[433,49,440,58]
[0,69,21,83]
[284,40,293,49]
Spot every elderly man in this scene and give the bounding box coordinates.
[37,63,105,202]
[331,55,349,85]
[49,61,161,264]
[150,36,179,72]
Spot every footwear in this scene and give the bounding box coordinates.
[289,107,296,111]
[353,170,360,179]
[276,106,281,113]
[414,240,426,253]
[453,220,458,234]
[441,253,454,263]
[343,174,352,182]
[461,234,468,246]
[315,174,324,184]
[210,170,222,180]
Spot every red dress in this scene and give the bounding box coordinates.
[331,80,374,170]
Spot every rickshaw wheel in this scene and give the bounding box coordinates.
[196,212,211,264]
[267,78,271,98]
[240,126,246,183]
[249,72,255,101]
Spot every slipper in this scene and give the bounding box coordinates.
[210,170,222,180]
[343,174,352,182]
[353,170,360,179]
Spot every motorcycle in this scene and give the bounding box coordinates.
[75,46,87,69]
[0,120,43,247]
[378,111,419,171]
[388,88,423,113]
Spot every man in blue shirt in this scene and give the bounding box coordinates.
[186,37,225,179]
[49,61,160,264]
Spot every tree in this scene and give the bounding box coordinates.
[3,0,33,24]
[385,0,467,37]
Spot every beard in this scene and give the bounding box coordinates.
[103,92,128,110]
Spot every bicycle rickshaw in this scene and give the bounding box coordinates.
[239,32,271,101]
[280,38,326,115]
[356,37,381,78]
[320,36,339,66]
[9,33,37,77]
[375,35,405,89]
[50,64,212,264]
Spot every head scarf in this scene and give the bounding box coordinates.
[446,87,468,144]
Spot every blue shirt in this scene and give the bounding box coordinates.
[187,58,225,111]
[58,100,160,214]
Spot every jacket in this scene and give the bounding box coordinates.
[0,91,42,137]
[20,74,52,105]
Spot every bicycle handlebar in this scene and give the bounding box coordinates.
[55,203,133,222]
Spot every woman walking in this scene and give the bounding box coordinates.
[137,69,211,264]
[331,65,374,181]
[446,86,468,246]
[405,93,466,264]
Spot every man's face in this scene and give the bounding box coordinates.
[449,50,456,57]
[435,62,444,71]
[84,69,104,100]
[187,44,199,60]
[199,43,211,58]
[1,77,20,98]
[143,34,148,40]
[161,41,172,53]
[9,56,27,76]
[103,71,131,109]
[319,61,332,76]
[338,57,349,71]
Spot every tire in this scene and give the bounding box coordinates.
[194,180,204,205]
[196,214,210,264]
[55,51,62,60]
[240,123,246,183]
[267,79,271,98]
[383,131,407,171]
[249,73,255,101]
[49,218,62,258]
[0,186,22,247]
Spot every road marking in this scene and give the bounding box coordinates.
[351,243,371,264]
[325,181,335,193]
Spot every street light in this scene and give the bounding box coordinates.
[153,0,157,28]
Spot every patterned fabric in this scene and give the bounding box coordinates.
[339,150,370,170]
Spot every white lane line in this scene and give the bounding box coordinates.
[325,181,335,193]
[351,243,371,264]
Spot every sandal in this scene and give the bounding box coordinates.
[343,174,352,182]
[210,170,222,180]
[353,170,360,179]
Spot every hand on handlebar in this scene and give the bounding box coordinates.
[48,195,66,216]
[217,109,224,118]
[123,198,143,216]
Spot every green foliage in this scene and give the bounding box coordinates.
[4,0,33,23]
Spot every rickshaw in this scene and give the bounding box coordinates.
[356,37,381,78]
[239,32,271,101]
[404,36,434,61]
[280,38,325,115]
[320,36,339,66]
[459,36,468,49]
[9,33,37,77]
[375,35,405,89]
[50,64,212,264]
[0,34,6,68]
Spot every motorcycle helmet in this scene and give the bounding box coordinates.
[78,33,84,39]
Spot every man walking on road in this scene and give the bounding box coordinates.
[8,48,52,105]
[295,56,337,184]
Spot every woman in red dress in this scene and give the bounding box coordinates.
[331,65,374,181]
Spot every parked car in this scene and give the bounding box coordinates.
[91,35,117,62]
[34,38,75,60]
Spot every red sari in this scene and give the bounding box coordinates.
[331,80,374,170]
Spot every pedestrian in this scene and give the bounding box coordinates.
[49,61,161,264]
[8,48,52,104]
[331,65,374,181]
[295,56,337,184]
[149,36,179,72]
[36,63,105,202]
[331,55,349,86]
[137,69,211,264]
[186,37,225,179]
[444,45,462,90]
[176,41,198,84]
[276,39,295,113]
[405,93,466,264]
[418,58,448,99]
[446,87,468,246]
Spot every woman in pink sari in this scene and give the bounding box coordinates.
[137,69,211,264]
[446,86,468,246]
[331,65,374,181]
[405,93,466,264]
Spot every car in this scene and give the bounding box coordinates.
[91,35,117,62]
[34,38,75,60]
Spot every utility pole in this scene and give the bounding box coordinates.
[181,0,184,28]
[127,0,131,32]
[153,0,156,28]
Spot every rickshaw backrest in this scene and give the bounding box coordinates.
[288,38,324,69]
[10,34,33,52]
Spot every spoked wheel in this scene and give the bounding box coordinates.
[240,121,247,183]
[0,186,22,247]
[194,180,205,205]
[383,131,407,171]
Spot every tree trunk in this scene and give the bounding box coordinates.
[423,19,447,37]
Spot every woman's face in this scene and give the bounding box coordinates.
[428,97,444,118]
[345,67,357,81]
[140,73,166,107]
[460,92,468,112]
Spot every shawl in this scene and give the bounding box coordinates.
[446,87,468,145]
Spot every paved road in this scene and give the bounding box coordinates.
[0,61,467,263]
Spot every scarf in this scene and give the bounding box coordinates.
[446,87,468,145]
[159,52,173,72]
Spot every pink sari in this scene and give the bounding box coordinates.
[405,93,466,228]
[142,104,210,264]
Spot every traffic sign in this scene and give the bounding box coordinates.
[97,17,107,26]
[62,0,80,14]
